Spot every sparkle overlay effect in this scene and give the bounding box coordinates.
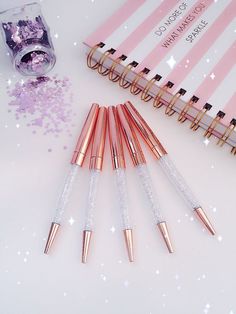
[7,75,74,137]
[166,55,176,69]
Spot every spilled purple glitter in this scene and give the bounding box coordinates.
[7,75,75,137]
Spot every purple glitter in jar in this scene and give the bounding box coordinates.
[0,2,56,76]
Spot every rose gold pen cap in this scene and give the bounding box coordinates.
[108,106,125,169]
[124,229,134,262]
[71,103,99,166]
[116,104,146,166]
[82,230,92,263]
[194,207,216,235]
[44,222,60,254]
[124,101,167,159]
[158,222,174,253]
[90,106,107,170]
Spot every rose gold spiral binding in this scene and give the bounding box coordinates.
[153,81,174,108]
[217,118,236,147]
[178,95,199,123]
[231,146,236,155]
[190,103,212,131]
[87,44,236,155]
[130,67,150,95]
[119,61,139,88]
[87,42,105,69]
[140,74,162,102]
[98,48,116,75]
[165,88,186,116]
[108,54,127,82]
[204,111,225,138]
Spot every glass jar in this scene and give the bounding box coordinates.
[0,2,56,76]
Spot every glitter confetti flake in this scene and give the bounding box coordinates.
[124,280,129,287]
[100,274,107,281]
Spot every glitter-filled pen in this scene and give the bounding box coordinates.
[82,107,107,263]
[44,103,99,254]
[124,101,215,235]
[117,104,173,253]
[108,106,134,262]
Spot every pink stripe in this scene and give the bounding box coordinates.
[194,42,236,109]
[222,93,236,125]
[164,1,236,87]
[136,0,213,72]
[114,0,178,58]
[84,0,146,47]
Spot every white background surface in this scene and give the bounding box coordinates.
[0,1,235,314]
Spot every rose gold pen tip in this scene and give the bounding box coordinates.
[124,229,134,262]
[158,222,174,253]
[194,207,216,235]
[82,230,92,263]
[44,222,60,254]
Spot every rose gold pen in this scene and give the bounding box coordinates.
[117,104,173,253]
[108,106,134,262]
[82,107,107,263]
[44,104,99,254]
[124,101,215,235]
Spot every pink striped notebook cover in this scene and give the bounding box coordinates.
[84,0,236,153]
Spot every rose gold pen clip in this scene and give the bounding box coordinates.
[124,101,215,235]
[82,107,107,263]
[44,104,99,254]
[117,104,174,253]
[108,106,134,262]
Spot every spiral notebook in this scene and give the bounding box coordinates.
[84,0,236,155]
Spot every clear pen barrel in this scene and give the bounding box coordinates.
[54,164,79,224]
[114,168,132,230]
[159,155,200,210]
[84,169,101,231]
[136,163,164,224]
